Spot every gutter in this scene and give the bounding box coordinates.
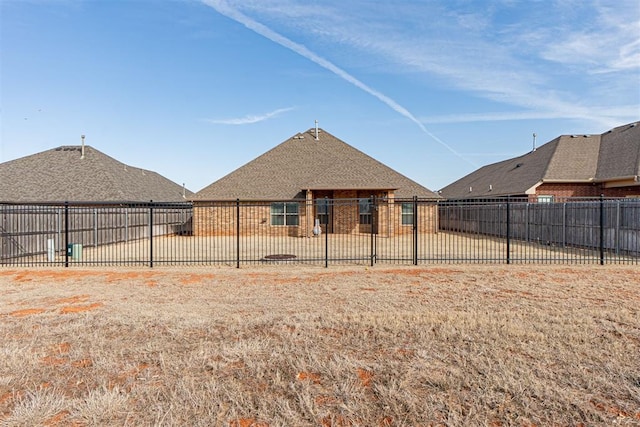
[540,178,595,183]
[592,175,639,183]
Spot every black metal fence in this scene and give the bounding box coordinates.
[1,197,638,267]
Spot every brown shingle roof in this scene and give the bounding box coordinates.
[0,146,192,202]
[545,135,601,180]
[193,128,439,200]
[596,122,640,180]
[440,133,603,199]
[440,121,639,199]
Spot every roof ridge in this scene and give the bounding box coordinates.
[193,127,438,200]
[540,136,562,180]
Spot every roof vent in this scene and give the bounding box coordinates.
[570,135,578,138]
[583,134,590,137]
[489,184,493,191]
[469,186,472,193]
[314,119,319,141]
[80,134,85,159]
[515,163,523,168]
[631,123,638,127]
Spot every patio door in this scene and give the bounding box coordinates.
[315,197,333,233]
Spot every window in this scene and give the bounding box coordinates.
[538,195,554,203]
[359,198,371,225]
[401,203,414,225]
[271,202,299,226]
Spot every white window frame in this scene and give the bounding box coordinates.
[538,195,554,203]
[270,202,299,226]
[401,203,414,226]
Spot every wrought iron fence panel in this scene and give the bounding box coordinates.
[1,198,638,267]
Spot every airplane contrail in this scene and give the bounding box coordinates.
[202,0,474,165]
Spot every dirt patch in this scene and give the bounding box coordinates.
[59,303,103,314]
[54,295,90,305]
[356,368,374,387]
[296,371,322,384]
[40,356,67,366]
[9,308,46,317]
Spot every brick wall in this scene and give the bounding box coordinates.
[194,202,308,237]
[602,186,640,198]
[535,183,601,199]
[193,196,439,237]
[535,183,640,200]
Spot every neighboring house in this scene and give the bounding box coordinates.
[0,145,192,202]
[192,127,441,237]
[440,121,640,201]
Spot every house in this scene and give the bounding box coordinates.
[192,127,441,237]
[439,121,640,201]
[0,144,192,203]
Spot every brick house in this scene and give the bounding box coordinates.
[439,122,640,201]
[192,127,441,237]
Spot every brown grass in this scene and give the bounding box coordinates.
[0,265,639,426]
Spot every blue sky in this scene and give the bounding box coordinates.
[2,0,639,193]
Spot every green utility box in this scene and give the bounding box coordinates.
[67,243,83,260]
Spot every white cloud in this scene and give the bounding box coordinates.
[210,0,638,128]
[201,0,473,164]
[205,107,295,125]
[422,105,640,127]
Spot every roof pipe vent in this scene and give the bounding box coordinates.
[81,134,85,159]
[532,132,537,152]
[314,120,319,141]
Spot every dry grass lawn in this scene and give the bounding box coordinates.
[0,265,639,426]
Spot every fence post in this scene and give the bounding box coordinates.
[370,195,375,267]
[615,200,620,255]
[325,196,329,268]
[236,199,240,269]
[525,202,530,242]
[64,202,69,268]
[506,196,511,264]
[600,194,604,265]
[93,208,98,248]
[562,202,567,247]
[413,196,418,265]
[57,208,61,256]
[149,201,154,268]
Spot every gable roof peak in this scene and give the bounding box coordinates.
[193,127,438,200]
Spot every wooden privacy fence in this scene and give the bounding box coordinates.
[1,198,638,266]
[1,202,191,264]
[438,197,640,259]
